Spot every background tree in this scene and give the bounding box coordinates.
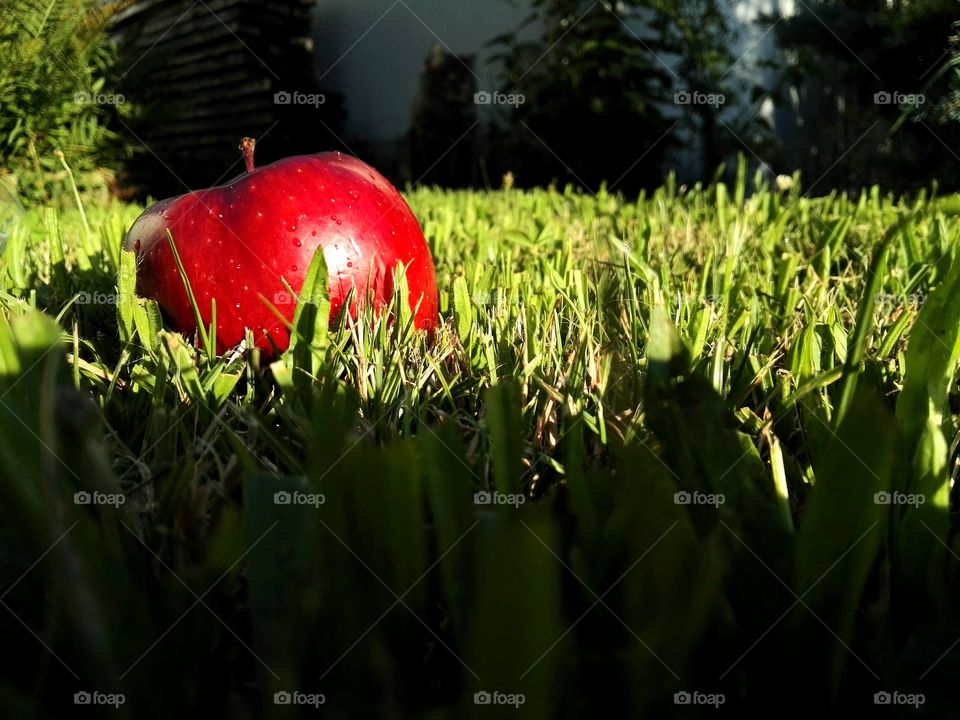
[900,20,960,135]
[487,0,771,191]
[407,45,479,188]
[649,0,773,181]
[488,0,674,192]
[767,0,960,192]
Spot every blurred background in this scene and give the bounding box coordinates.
[2,0,959,200]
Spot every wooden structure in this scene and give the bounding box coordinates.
[113,0,343,196]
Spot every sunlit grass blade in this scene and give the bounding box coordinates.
[833,222,896,427]
[795,386,895,690]
[166,229,212,361]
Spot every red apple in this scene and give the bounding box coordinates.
[123,138,439,354]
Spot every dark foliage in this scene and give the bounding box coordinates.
[767,0,960,192]
[407,45,479,188]
[487,0,675,193]
[0,0,133,204]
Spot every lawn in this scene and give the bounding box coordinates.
[1,161,958,716]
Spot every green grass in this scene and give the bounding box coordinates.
[1,161,960,716]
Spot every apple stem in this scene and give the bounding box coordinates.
[240,137,256,173]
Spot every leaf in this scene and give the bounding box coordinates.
[117,248,137,344]
[895,242,960,462]
[560,415,599,543]
[834,225,894,426]
[207,370,241,406]
[646,303,690,383]
[485,379,524,495]
[615,444,725,700]
[422,422,477,636]
[132,299,162,351]
[887,235,960,613]
[463,510,561,720]
[453,274,472,341]
[242,472,319,690]
[285,245,330,382]
[166,229,212,360]
[0,309,150,698]
[0,308,60,381]
[347,442,427,601]
[896,415,952,616]
[795,387,895,686]
[644,301,791,548]
[768,431,794,532]
[392,260,413,333]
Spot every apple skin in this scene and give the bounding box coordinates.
[123,150,439,354]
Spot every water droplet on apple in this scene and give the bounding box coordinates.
[287,224,297,232]
[235,263,241,270]
[311,230,317,237]
[235,303,241,310]
[292,265,298,271]
[257,211,263,218]
[347,261,353,268]
[293,238,302,247]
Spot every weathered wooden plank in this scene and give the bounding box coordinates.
[114,0,332,195]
